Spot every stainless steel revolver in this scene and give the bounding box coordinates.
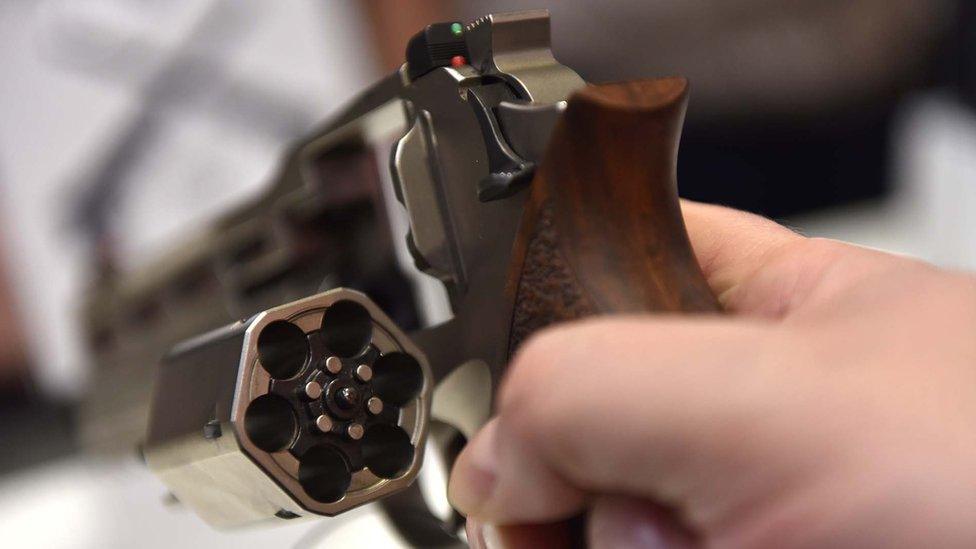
[80,8,718,546]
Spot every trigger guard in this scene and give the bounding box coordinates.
[379,421,468,547]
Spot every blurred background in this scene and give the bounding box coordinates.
[0,0,974,547]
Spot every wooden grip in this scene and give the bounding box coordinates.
[507,77,720,353]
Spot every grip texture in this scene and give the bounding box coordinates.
[508,78,720,353]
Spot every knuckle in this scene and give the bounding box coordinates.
[500,372,572,450]
[497,323,600,441]
[501,328,567,404]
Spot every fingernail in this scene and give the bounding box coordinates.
[589,497,692,549]
[482,524,505,549]
[595,516,673,549]
[466,519,506,549]
[464,519,505,549]
[448,420,499,515]
[467,519,486,549]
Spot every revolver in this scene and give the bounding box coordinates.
[80,9,720,546]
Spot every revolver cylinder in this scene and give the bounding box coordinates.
[144,289,432,527]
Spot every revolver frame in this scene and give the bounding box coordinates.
[82,9,587,543]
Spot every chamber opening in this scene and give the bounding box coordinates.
[244,394,298,452]
[256,320,309,379]
[371,352,423,406]
[362,424,414,479]
[299,445,352,503]
[321,300,373,357]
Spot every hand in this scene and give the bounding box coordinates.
[448,201,976,548]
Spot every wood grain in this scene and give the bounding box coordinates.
[508,77,721,353]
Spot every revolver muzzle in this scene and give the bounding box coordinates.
[144,289,432,527]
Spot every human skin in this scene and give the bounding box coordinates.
[448,201,976,548]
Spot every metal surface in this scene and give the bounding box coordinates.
[378,10,585,544]
[496,100,568,162]
[367,397,385,416]
[304,381,323,400]
[391,109,464,286]
[79,130,416,454]
[355,364,373,382]
[346,424,365,441]
[325,356,343,374]
[82,8,587,544]
[464,10,585,103]
[315,415,333,433]
[145,289,432,527]
[390,10,584,385]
